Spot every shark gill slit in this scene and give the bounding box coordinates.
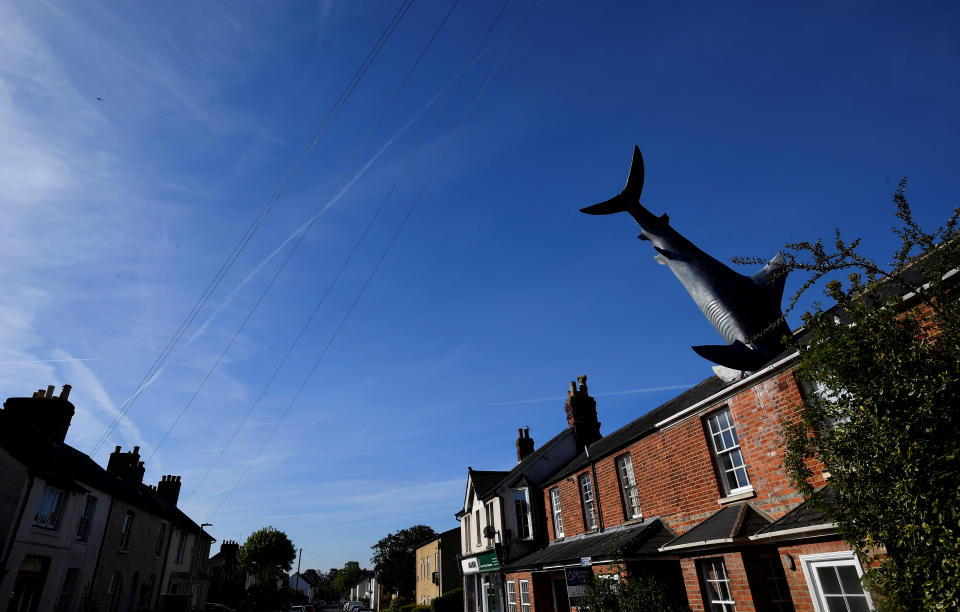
[700,299,738,345]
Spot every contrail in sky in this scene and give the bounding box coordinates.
[188,75,459,345]
[0,357,100,365]
[454,384,696,409]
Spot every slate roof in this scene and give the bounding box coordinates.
[469,469,510,499]
[549,375,732,482]
[0,409,212,538]
[504,518,673,571]
[659,503,773,551]
[753,487,837,539]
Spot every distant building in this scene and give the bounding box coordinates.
[288,572,313,599]
[414,527,460,605]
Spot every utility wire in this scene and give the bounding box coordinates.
[143,0,415,464]
[180,0,462,501]
[90,0,413,457]
[209,0,538,520]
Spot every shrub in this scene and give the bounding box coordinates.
[431,589,463,612]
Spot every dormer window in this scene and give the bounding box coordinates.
[513,489,532,539]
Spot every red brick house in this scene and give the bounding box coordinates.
[498,356,874,612]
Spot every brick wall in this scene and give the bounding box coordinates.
[775,539,855,612]
[543,364,828,542]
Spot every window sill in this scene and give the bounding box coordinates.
[718,488,755,504]
[622,516,645,526]
[117,548,129,554]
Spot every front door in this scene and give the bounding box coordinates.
[552,575,570,612]
[483,575,503,612]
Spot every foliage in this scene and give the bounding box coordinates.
[430,588,463,612]
[331,561,362,596]
[238,526,297,586]
[761,181,960,609]
[413,606,431,612]
[581,572,688,612]
[302,568,321,588]
[390,596,412,612]
[371,524,437,597]
[398,604,419,612]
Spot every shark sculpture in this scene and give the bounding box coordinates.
[581,146,790,372]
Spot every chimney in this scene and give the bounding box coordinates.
[107,446,146,483]
[157,475,182,507]
[2,385,76,443]
[516,427,535,462]
[564,374,601,450]
[220,540,240,562]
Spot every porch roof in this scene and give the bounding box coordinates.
[503,517,673,571]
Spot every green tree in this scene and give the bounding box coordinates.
[332,561,362,597]
[581,572,687,611]
[755,181,960,609]
[371,524,436,598]
[238,526,297,586]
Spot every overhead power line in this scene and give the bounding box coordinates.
[90,0,414,457]
[180,0,463,501]
[208,0,539,520]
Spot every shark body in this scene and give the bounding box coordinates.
[581,146,790,372]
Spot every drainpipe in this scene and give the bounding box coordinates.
[90,496,117,608]
[586,446,605,531]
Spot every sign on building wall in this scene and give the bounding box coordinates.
[565,567,592,606]
[460,551,500,575]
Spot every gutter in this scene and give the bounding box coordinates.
[748,523,838,542]
[655,351,800,429]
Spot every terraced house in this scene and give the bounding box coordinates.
[0,385,213,612]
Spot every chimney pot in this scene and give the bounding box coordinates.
[60,385,71,401]
[45,385,55,398]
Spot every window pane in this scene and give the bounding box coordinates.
[816,567,842,594]
[837,565,862,594]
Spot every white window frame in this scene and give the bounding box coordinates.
[34,485,66,529]
[506,580,516,612]
[706,408,752,496]
[800,551,874,612]
[578,473,597,530]
[519,580,530,612]
[513,489,532,540]
[475,509,481,545]
[615,453,642,519]
[485,501,496,543]
[697,558,736,612]
[550,487,564,538]
[76,495,97,540]
[155,523,167,557]
[176,530,186,563]
[463,514,471,552]
[118,511,134,550]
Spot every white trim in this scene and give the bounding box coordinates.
[655,352,799,428]
[749,522,838,541]
[799,551,874,612]
[717,488,755,504]
[658,537,733,552]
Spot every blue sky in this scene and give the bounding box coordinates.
[2,1,958,571]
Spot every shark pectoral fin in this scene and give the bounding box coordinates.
[692,341,769,372]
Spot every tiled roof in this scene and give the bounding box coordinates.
[659,502,773,551]
[504,518,673,571]
[469,469,510,499]
[471,427,576,500]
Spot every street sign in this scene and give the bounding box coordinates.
[581,556,592,566]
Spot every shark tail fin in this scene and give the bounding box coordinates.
[751,252,788,301]
[580,146,645,215]
[692,341,769,372]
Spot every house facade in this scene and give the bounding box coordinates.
[496,359,871,611]
[415,527,460,606]
[457,414,587,612]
